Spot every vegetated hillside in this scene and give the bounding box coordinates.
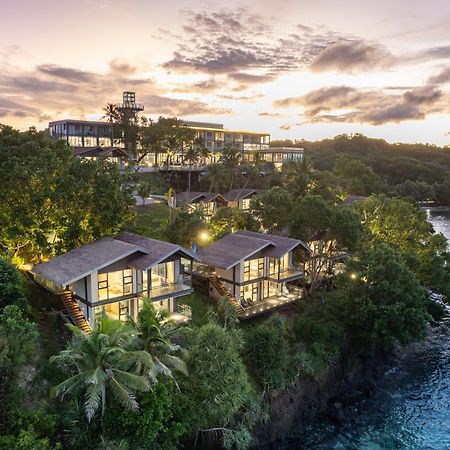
[271,134,450,185]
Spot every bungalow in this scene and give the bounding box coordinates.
[175,191,227,219]
[31,232,197,330]
[197,230,311,319]
[223,189,262,210]
[74,146,128,170]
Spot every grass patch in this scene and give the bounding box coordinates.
[125,202,177,241]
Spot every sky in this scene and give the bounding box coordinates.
[2,0,450,144]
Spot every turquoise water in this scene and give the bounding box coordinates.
[302,209,450,450]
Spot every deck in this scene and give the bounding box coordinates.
[239,288,303,319]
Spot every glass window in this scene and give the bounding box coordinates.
[244,258,264,281]
[98,273,108,300]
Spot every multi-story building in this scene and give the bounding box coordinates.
[31,232,197,330]
[196,230,311,319]
[48,92,304,170]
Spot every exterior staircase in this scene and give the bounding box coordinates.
[59,291,92,333]
[209,272,244,314]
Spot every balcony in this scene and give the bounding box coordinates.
[148,275,193,300]
[239,286,303,320]
[267,267,304,282]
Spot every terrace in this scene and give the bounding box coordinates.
[239,286,303,320]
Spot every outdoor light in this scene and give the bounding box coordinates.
[350,273,358,280]
[198,230,210,243]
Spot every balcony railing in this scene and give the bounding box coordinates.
[147,275,192,299]
[267,267,304,281]
[239,286,303,319]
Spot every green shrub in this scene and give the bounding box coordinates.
[244,315,290,390]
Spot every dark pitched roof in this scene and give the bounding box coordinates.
[197,233,274,270]
[32,238,143,286]
[32,233,197,287]
[175,192,226,207]
[223,189,262,202]
[116,232,197,270]
[341,195,367,205]
[234,230,311,257]
[73,146,128,158]
[198,230,311,270]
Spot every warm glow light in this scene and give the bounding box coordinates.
[350,273,358,280]
[198,230,210,243]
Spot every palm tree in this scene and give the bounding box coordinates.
[184,146,200,193]
[220,144,242,191]
[130,299,187,386]
[50,318,151,421]
[205,163,225,193]
[102,103,119,146]
[282,156,313,197]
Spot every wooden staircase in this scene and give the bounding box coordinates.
[209,272,244,314]
[59,291,92,333]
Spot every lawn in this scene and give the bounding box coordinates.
[125,202,177,241]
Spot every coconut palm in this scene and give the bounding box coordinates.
[220,144,242,191]
[50,318,151,421]
[205,163,226,193]
[130,299,187,386]
[282,156,313,197]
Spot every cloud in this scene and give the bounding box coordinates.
[279,123,292,130]
[37,64,95,83]
[310,40,395,73]
[0,97,40,118]
[274,85,444,125]
[428,67,450,84]
[421,46,450,59]
[109,59,138,75]
[163,9,343,77]
[139,95,231,116]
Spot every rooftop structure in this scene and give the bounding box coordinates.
[32,232,198,328]
[196,230,311,319]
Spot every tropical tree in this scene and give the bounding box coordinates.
[185,322,257,448]
[102,103,119,146]
[358,194,450,296]
[282,157,313,197]
[137,180,152,206]
[184,137,210,192]
[249,187,293,232]
[204,163,227,193]
[220,144,242,191]
[130,300,187,386]
[50,318,150,421]
[336,243,430,353]
[289,195,363,292]
[0,126,134,262]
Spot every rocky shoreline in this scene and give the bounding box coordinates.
[252,320,447,449]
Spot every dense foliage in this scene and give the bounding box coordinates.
[0,125,134,263]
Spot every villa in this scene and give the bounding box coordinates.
[175,191,227,219]
[31,232,197,331]
[74,145,128,170]
[223,189,262,210]
[196,230,311,319]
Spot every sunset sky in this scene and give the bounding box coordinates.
[2,0,450,144]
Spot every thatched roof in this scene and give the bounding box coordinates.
[198,230,311,270]
[32,232,197,287]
